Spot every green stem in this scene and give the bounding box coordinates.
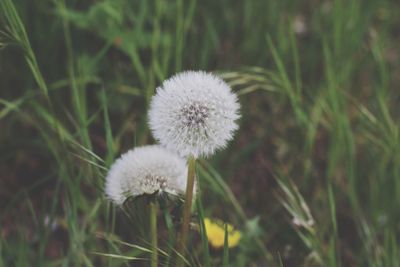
[176,156,196,267]
[150,202,158,267]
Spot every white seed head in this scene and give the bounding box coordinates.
[148,71,240,157]
[105,145,188,205]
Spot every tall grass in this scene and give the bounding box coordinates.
[1,0,399,266]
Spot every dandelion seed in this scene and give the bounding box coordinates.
[148,71,240,158]
[105,145,189,205]
[293,15,307,35]
[292,217,315,228]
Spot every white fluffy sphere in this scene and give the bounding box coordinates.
[148,71,240,157]
[105,145,188,205]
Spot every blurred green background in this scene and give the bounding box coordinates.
[1,0,400,266]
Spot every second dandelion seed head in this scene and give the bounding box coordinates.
[105,145,189,205]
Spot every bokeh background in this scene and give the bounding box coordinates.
[1,0,400,266]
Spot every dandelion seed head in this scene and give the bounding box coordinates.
[105,145,188,205]
[149,71,240,157]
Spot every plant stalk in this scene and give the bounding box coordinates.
[150,202,158,267]
[176,156,196,267]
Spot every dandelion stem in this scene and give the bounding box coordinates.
[177,156,196,267]
[150,201,158,267]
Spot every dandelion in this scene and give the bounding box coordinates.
[148,71,240,266]
[105,145,192,267]
[203,218,242,248]
[148,71,240,158]
[105,145,188,205]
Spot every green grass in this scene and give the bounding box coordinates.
[1,0,400,266]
